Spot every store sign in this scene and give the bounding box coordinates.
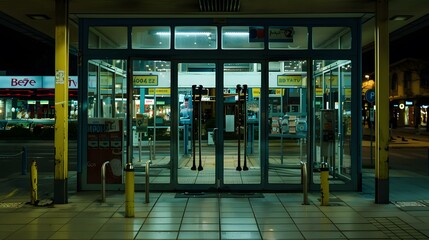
[277,75,302,86]
[0,76,78,89]
[0,76,42,88]
[405,101,413,106]
[133,75,158,86]
[268,27,294,42]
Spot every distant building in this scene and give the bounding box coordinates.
[389,58,429,128]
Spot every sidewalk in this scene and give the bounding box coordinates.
[363,126,429,148]
[0,169,429,240]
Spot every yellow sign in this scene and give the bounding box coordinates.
[274,89,285,95]
[277,75,302,86]
[315,88,323,96]
[133,75,158,86]
[148,88,171,95]
[252,88,260,97]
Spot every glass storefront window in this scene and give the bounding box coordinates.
[268,60,308,184]
[222,26,264,49]
[313,59,352,183]
[175,26,217,49]
[312,27,352,49]
[88,26,128,49]
[268,27,308,50]
[132,26,171,49]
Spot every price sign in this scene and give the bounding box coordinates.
[133,75,158,86]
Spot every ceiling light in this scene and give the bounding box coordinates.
[390,15,413,21]
[27,14,51,20]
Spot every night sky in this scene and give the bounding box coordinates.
[362,24,429,75]
[0,24,427,76]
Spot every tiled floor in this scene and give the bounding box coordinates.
[1,190,429,240]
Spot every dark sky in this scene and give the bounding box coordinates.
[362,24,429,75]
[0,23,427,76]
[0,25,77,76]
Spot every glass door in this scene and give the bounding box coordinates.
[267,60,308,185]
[131,59,172,185]
[222,63,261,186]
[177,63,217,186]
[176,62,262,190]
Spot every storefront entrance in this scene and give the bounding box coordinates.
[79,18,362,192]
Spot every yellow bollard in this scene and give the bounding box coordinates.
[30,160,38,205]
[124,163,135,218]
[320,162,330,206]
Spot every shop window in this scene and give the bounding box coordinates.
[175,26,217,49]
[312,27,352,49]
[268,26,308,50]
[221,26,264,50]
[132,26,171,49]
[420,68,429,88]
[404,71,412,89]
[88,26,128,49]
[391,73,398,91]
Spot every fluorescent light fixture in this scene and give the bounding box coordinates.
[224,32,249,36]
[27,14,50,20]
[390,15,413,21]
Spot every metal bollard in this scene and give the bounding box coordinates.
[101,161,110,203]
[21,146,28,175]
[300,161,309,205]
[320,162,330,206]
[30,160,38,205]
[145,160,152,204]
[125,163,135,218]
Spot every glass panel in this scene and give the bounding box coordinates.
[312,27,352,49]
[88,26,128,49]
[222,26,264,49]
[268,61,308,184]
[132,26,171,49]
[175,26,217,49]
[269,27,308,50]
[132,60,172,184]
[313,60,352,184]
[86,59,127,185]
[178,63,216,184]
[224,63,261,184]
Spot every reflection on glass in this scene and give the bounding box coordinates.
[312,27,352,49]
[222,26,264,49]
[132,26,171,49]
[175,26,217,49]
[269,27,308,50]
[88,26,128,49]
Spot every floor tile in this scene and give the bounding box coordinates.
[301,231,346,239]
[140,224,180,231]
[177,231,220,240]
[135,231,178,240]
[92,231,137,239]
[221,224,259,231]
[221,231,261,240]
[261,231,304,240]
[180,223,219,231]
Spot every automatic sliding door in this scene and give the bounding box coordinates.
[223,63,261,185]
[177,63,216,185]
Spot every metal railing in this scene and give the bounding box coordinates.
[101,161,110,202]
[300,161,309,205]
[145,160,152,203]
